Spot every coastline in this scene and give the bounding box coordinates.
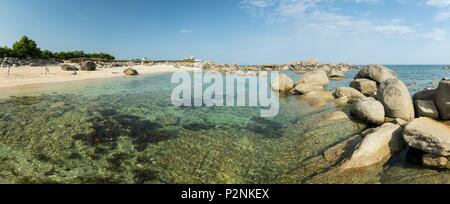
[0,64,199,90]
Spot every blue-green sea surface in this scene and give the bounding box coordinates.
[0,66,448,184]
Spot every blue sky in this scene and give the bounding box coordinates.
[0,0,450,64]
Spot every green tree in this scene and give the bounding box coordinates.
[40,50,55,59]
[12,36,41,58]
[89,52,115,60]
[0,46,12,57]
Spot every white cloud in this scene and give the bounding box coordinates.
[179,29,193,34]
[434,10,450,21]
[423,28,447,40]
[241,0,277,8]
[425,0,450,22]
[426,0,450,7]
[373,25,416,35]
[240,0,417,37]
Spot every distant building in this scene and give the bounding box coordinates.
[184,56,202,62]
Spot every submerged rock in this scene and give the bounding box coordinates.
[414,100,439,119]
[321,111,350,121]
[340,123,405,169]
[355,64,397,84]
[299,91,335,107]
[378,78,415,122]
[324,135,363,162]
[404,117,450,156]
[156,114,179,126]
[294,83,324,95]
[351,98,385,125]
[271,74,294,93]
[435,78,450,120]
[296,70,330,86]
[350,79,378,97]
[247,117,284,138]
[183,122,216,131]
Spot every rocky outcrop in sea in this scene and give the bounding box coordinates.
[324,65,450,172]
[202,59,359,73]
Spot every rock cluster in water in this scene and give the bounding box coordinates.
[325,65,450,171]
[202,59,358,74]
[268,61,350,108]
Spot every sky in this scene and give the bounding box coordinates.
[0,0,450,64]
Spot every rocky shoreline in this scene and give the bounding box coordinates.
[271,64,450,172]
[1,57,358,74]
[2,57,448,172]
[203,59,358,74]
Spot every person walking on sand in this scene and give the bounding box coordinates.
[43,65,50,75]
[7,64,11,76]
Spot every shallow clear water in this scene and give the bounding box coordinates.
[0,66,448,184]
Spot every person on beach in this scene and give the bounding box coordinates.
[43,65,50,75]
[7,64,11,76]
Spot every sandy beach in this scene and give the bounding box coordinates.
[0,64,198,89]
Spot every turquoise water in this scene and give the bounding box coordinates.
[0,66,448,184]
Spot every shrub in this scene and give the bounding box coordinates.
[12,36,42,58]
[0,36,116,60]
[40,50,55,59]
[0,46,13,58]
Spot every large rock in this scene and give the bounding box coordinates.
[321,111,350,121]
[378,78,415,122]
[271,74,294,92]
[435,79,450,120]
[300,59,319,67]
[296,70,330,86]
[422,153,449,169]
[404,117,450,156]
[324,135,363,162]
[340,123,405,169]
[351,98,385,125]
[334,96,350,106]
[317,65,331,75]
[334,87,366,100]
[355,64,397,83]
[61,64,79,71]
[123,68,139,76]
[414,100,439,119]
[300,91,335,107]
[413,89,436,101]
[80,61,97,71]
[350,79,378,97]
[329,69,345,79]
[294,83,324,95]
